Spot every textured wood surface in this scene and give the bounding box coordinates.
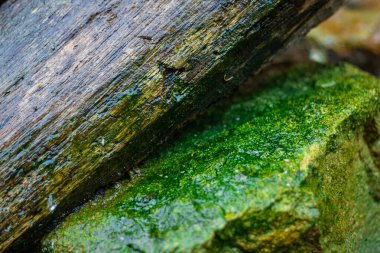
[0,0,343,251]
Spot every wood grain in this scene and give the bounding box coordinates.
[0,0,343,251]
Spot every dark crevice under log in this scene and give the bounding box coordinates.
[0,0,343,251]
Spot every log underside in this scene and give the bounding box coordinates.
[0,0,343,251]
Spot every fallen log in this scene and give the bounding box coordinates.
[0,0,343,251]
[43,63,380,252]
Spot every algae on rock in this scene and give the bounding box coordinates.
[43,64,380,252]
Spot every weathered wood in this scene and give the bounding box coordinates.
[0,0,343,251]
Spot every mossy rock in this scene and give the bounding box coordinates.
[42,64,380,252]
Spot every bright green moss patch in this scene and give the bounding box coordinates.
[42,64,380,252]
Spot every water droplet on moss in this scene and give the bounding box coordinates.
[317,81,336,88]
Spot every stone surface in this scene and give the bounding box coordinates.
[43,64,380,253]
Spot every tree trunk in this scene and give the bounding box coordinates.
[0,0,343,251]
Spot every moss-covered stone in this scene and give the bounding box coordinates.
[42,64,380,252]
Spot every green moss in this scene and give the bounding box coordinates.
[311,130,380,252]
[42,63,380,252]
